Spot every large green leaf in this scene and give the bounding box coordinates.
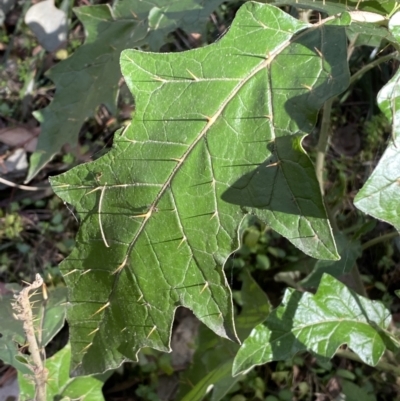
[233,274,399,375]
[50,2,348,375]
[18,343,108,401]
[27,0,226,181]
[354,12,400,230]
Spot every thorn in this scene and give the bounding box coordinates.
[130,10,138,19]
[218,313,222,319]
[91,302,110,317]
[301,84,313,91]
[137,294,143,302]
[170,158,184,163]
[266,161,280,168]
[314,47,324,59]
[99,183,110,248]
[112,255,128,275]
[64,201,78,222]
[264,115,272,120]
[200,282,209,294]
[121,327,127,332]
[80,343,93,353]
[28,290,40,299]
[178,236,187,249]
[210,211,218,220]
[153,75,166,83]
[186,69,199,81]
[88,328,99,336]
[131,209,153,219]
[205,115,217,125]
[80,269,92,276]
[147,325,157,338]
[63,269,78,277]
[258,20,267,29]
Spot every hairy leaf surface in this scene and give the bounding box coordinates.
[50,2,349,374]
[354,12,400,230]
[233,274,398,375]
[27,0,225,181]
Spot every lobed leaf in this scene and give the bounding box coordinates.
[233,274,398,375]
[50,2,349,375]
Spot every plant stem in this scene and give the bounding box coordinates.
[316,98,333,196]
[336,349,400,376]
[362,231,399,251]
[349,263,367,297]
[12,274,47,401]
[348,52,399,87]
[316,96,366,296]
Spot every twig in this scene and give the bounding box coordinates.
[315,98,333,196]
[362,231,399,251]
[349,263,367,297]
[348,52,399,87]
[12,274,47,401]
[0,176,44,191]
[336,349,400,376]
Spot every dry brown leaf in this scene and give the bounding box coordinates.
[0,126,39,152]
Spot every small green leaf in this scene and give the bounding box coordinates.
[32,287,68,346]
[233,274,398,376]
[346,22,396,47]
[0,288,30,374]
[181,361,233,401]
[18,343,107,401]
[341,380,377,401]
